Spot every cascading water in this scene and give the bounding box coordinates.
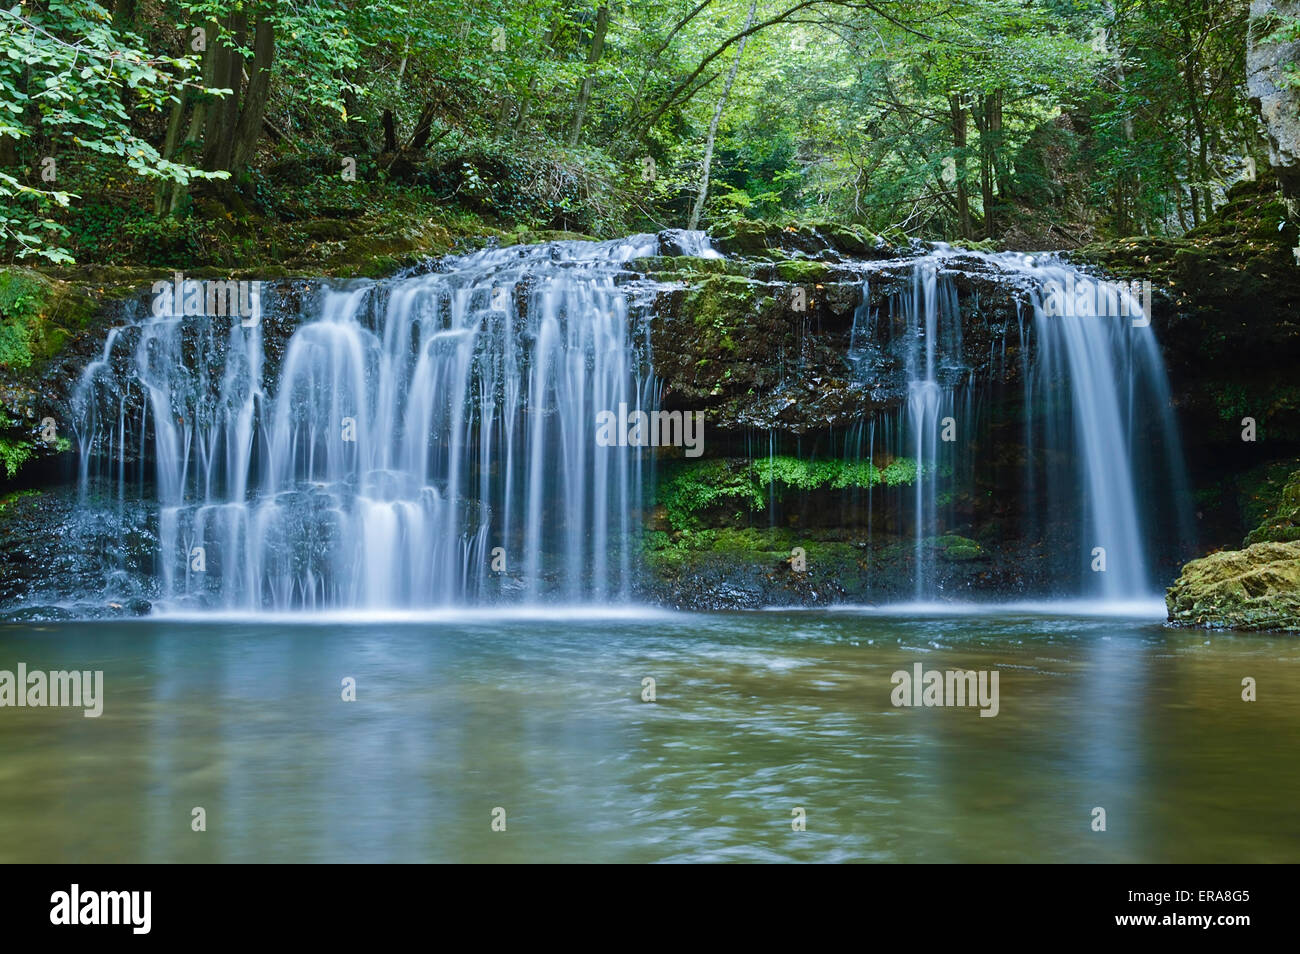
[72,233,713,611]
[68,233,1188,613]
[845,246,1191,601]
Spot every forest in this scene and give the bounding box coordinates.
[1,0,1290,267]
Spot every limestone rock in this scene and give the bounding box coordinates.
[1166,540,1300,632]
[1247,0,1300,197]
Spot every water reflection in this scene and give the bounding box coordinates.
[0,612,1296,862]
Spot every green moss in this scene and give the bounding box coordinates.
[754,456,882,490]
[657,459,765,530]
[950,238,998,252]
[773,259,833,283]
[630,256,749,279]
[0,268,98,374]
[934,534,986,561]
[1167,540,1300,632]
[1244,468,1300,546]
[0,488,39,510]
[711,220,781,256]
[683,274,764,356]
[880,458,918,485]
[818,224,881,256]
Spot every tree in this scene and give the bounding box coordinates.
[0,0,223,261]
[687,0,755,229]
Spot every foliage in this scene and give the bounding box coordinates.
[658,454,917,530]
[0,0,1291,264]
[0,0,226,261]
[0,434,32,478]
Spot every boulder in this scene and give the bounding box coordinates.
[1166,540,1300,632]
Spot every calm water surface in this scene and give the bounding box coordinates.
[1,608,1296,862]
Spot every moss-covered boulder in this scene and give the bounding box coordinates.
[707,220,893,261]
[772,258,834,283]
[0,269,99,481]
[0,268,98,373]
[1166,541,1300,632]
[1170,460,1300,632]
[934,534,988,562]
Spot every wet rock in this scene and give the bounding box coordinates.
[1169,461,1300,631]
[707,220,892,261]
[635,246,1027,434]
[656,229,711,257]
[0,485,160,614]
[772,259,835,283]
[1074,176,1300,446]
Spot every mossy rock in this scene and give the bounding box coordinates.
[1244,469,1300,546]
[818,224,883,257]
[773,259,834,283]
[681,274,767,351]
[0,268,98,374]
[1166,540,1300,632]
[949,238,998,253]
[629,256,749,280]
[300,219,356,242]
[710,220,781,256]
[516,229,597,244]
[934,534,988,562]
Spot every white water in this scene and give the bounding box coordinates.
[847,246,1190,600]
[72,233,697,611]
[70,236,1188,611]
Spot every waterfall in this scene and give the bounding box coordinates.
[72,234,684,611]
[848,247,1191,601]
[68,234,1190,612]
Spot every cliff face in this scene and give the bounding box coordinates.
[1248,0,1300,198]
[637,226,1029,435]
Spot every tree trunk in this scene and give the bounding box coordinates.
[382,110,398,153]
[567,5,610,146]
[974,91,1003,238]
[168,19,220,214]
[154,88,188,215]
[201,13,245,176]
[949,95,973,240]
[230,18,275,176]
[110,0,137,28]
[410,102,438,150]
[1105,1,1137,234]
[513,22,558,133]
[687,0,756,230]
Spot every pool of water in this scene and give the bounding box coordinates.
[1,608,1296,862]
